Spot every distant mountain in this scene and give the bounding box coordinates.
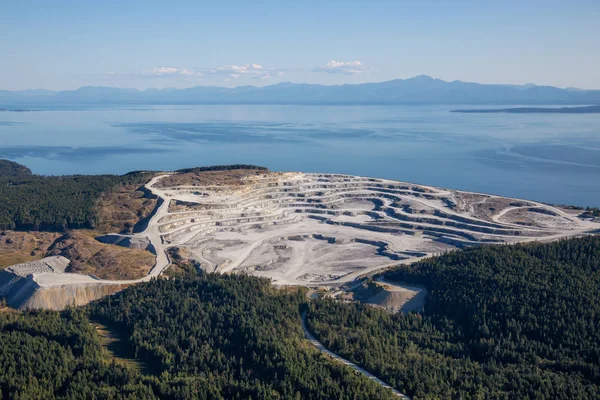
[1,76,600,105]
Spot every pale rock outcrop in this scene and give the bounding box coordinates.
[0,256,127,310]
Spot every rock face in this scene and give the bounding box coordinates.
[4,255,70,275]
[0,270,40,309]
[95,234,155,252]
[0,256,127,310]
[351,279,427,314]
[20,283,127,310]
[3,170,599,310]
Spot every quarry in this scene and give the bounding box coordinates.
[2,168,599,310]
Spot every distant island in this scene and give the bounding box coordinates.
[0,108,35,112]
[451,105,600,114]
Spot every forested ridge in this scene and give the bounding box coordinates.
[307,236,600,399]
[0,274,397,399]
[0,171,152,231]
[0,160,32,177]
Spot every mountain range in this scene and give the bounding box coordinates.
[1,75,600,106]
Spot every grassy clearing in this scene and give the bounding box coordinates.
[92,320,149,374]
[0,231,61,268]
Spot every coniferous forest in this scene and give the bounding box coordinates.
[0,307,156,399]
[0,274,396,399]
[0,172,152,231]
[307,236,600,399]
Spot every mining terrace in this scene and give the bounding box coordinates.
[2,168,599,309]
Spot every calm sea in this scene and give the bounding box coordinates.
[0,104,599,207]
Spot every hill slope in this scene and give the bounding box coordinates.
[0,159,32,177]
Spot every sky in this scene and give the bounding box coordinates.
[1,0,599,91]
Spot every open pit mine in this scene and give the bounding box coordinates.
[2,169,599,309]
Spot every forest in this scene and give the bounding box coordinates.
[0,306,155,399]
[307,236,600,399]
[0,172,152,231]
[0,275,397,399]
[2,236,600,398]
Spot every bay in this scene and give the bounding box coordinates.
[0,104,598,207]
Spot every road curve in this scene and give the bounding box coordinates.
[33,174,174,288]
[301,311,410,399]
[137,174,173,279]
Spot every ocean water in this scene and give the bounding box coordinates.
[0,104,599,207]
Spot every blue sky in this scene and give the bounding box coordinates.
[1,0,599,90]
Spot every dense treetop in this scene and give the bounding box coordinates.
[0,172,152,231]
[0,274,397,399]
[0,306,155,399]
[89,274,395,399]
[2,235,600,398]
[307,236,600,399]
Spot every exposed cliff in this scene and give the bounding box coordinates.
[22,282,128,310]
[351,279,427,314]
[0,256,129,310]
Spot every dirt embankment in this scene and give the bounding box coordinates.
[0,172,161,310]
[0,231,62,268]
[351,279,427,314]
[0,254,134,310]
[164,247,202,277]
[23,282,128,310]
[46,231,154,280]
[1,229,154,281]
